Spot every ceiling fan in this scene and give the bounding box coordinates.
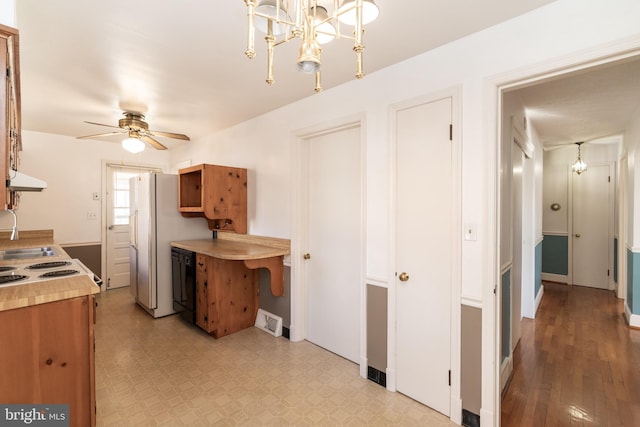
[76,112,190,151]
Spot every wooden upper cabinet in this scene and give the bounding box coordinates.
[178,164,248,233]
[0,24,21,210]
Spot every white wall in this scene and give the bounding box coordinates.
[0,0,15,27]
[168,0,640,303]
[624,105,640,246]
[17,131,169,244]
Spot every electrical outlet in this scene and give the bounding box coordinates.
[87,211,97,220]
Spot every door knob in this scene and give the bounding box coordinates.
[575,233,581,238]
[108,225,114,230]
[399,272,409,282]
[303,253,311,260]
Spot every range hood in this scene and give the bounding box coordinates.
[8,170,47,191]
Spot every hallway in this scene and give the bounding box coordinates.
[501,282,640,426]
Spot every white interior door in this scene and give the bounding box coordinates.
[105,166,140,290]
[395,97,452,416]
[572,164,611,289]
[304,125,362,363]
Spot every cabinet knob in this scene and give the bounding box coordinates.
[575,233,581,238]
[398,272,410,282]
[303,253,311,260]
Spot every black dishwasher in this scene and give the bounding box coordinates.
[171,247,196,324]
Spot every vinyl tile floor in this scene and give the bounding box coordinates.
[95,288,455,426]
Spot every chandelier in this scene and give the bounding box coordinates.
[571,142,587,175]
[244,0,380,93]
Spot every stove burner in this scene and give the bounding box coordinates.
[27,261,71,270]
[38,269,79,278]
[0,274,28,284]
[0,266,16,272]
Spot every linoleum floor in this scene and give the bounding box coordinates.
[95,287,455,426]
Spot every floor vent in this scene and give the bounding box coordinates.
[462,409,480,427]
[254,309,282,337]
[367,366,386,387]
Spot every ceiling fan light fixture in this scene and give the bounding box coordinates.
[338,0,380,26]
[122,137,145,154]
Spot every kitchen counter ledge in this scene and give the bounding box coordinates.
[172,234,290,296]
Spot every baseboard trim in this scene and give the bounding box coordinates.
[534,284,545,315]
[624,304,640,328]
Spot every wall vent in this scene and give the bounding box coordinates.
[254,309,282,337]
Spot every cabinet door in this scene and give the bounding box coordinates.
[208,258,258,338]
[0,296,95,427]
[195,254,209,331]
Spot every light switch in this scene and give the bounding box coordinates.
[464,223,477,241]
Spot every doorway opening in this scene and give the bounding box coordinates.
[495,50,640,425]
[102,163,161,291]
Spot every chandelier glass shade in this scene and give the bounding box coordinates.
[244,0,380,93]
[571,142,587,175]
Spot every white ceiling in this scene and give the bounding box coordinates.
[511,57,640,149]
[13,0,564,149]
[16,0,640,152]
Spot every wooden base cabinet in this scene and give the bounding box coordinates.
[195,255,259,338]
[0,295,96,427]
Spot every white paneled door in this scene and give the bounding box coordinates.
[395,96,453,416]
[572,164,612,289]
[105,166,139,290]
[304,125,362,364]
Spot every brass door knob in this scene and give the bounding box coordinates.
[399,272,409,282]
[303,253,311,260]
[575,233,581,238]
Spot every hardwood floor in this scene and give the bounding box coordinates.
[501,282,640,427]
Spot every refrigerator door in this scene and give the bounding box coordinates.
[136,172,156,310]
[129,176,139,299]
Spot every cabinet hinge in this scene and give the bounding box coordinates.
[608,176,611,183]
[204,280,207,288]
[448,370,451,386]
[493,285,497,295]
[449,124,453,141]
[607,269,610,277]
[5,67,9,78]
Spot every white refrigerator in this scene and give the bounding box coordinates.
[129,172,212,318]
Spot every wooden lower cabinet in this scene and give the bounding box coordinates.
[0,295,96,427]
[195,254,259,338]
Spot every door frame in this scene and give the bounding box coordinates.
[290,114,368,376]
[101,161,163,290]
[387,87,462,422]
[489,42,640,426]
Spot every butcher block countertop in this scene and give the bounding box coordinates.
[171,232,290,260]
[0,231,100,312]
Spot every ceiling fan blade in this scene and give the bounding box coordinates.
[140,135,167,150]
[76,130,126,139]
[84,120,122,130]
[148,129,190,141]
